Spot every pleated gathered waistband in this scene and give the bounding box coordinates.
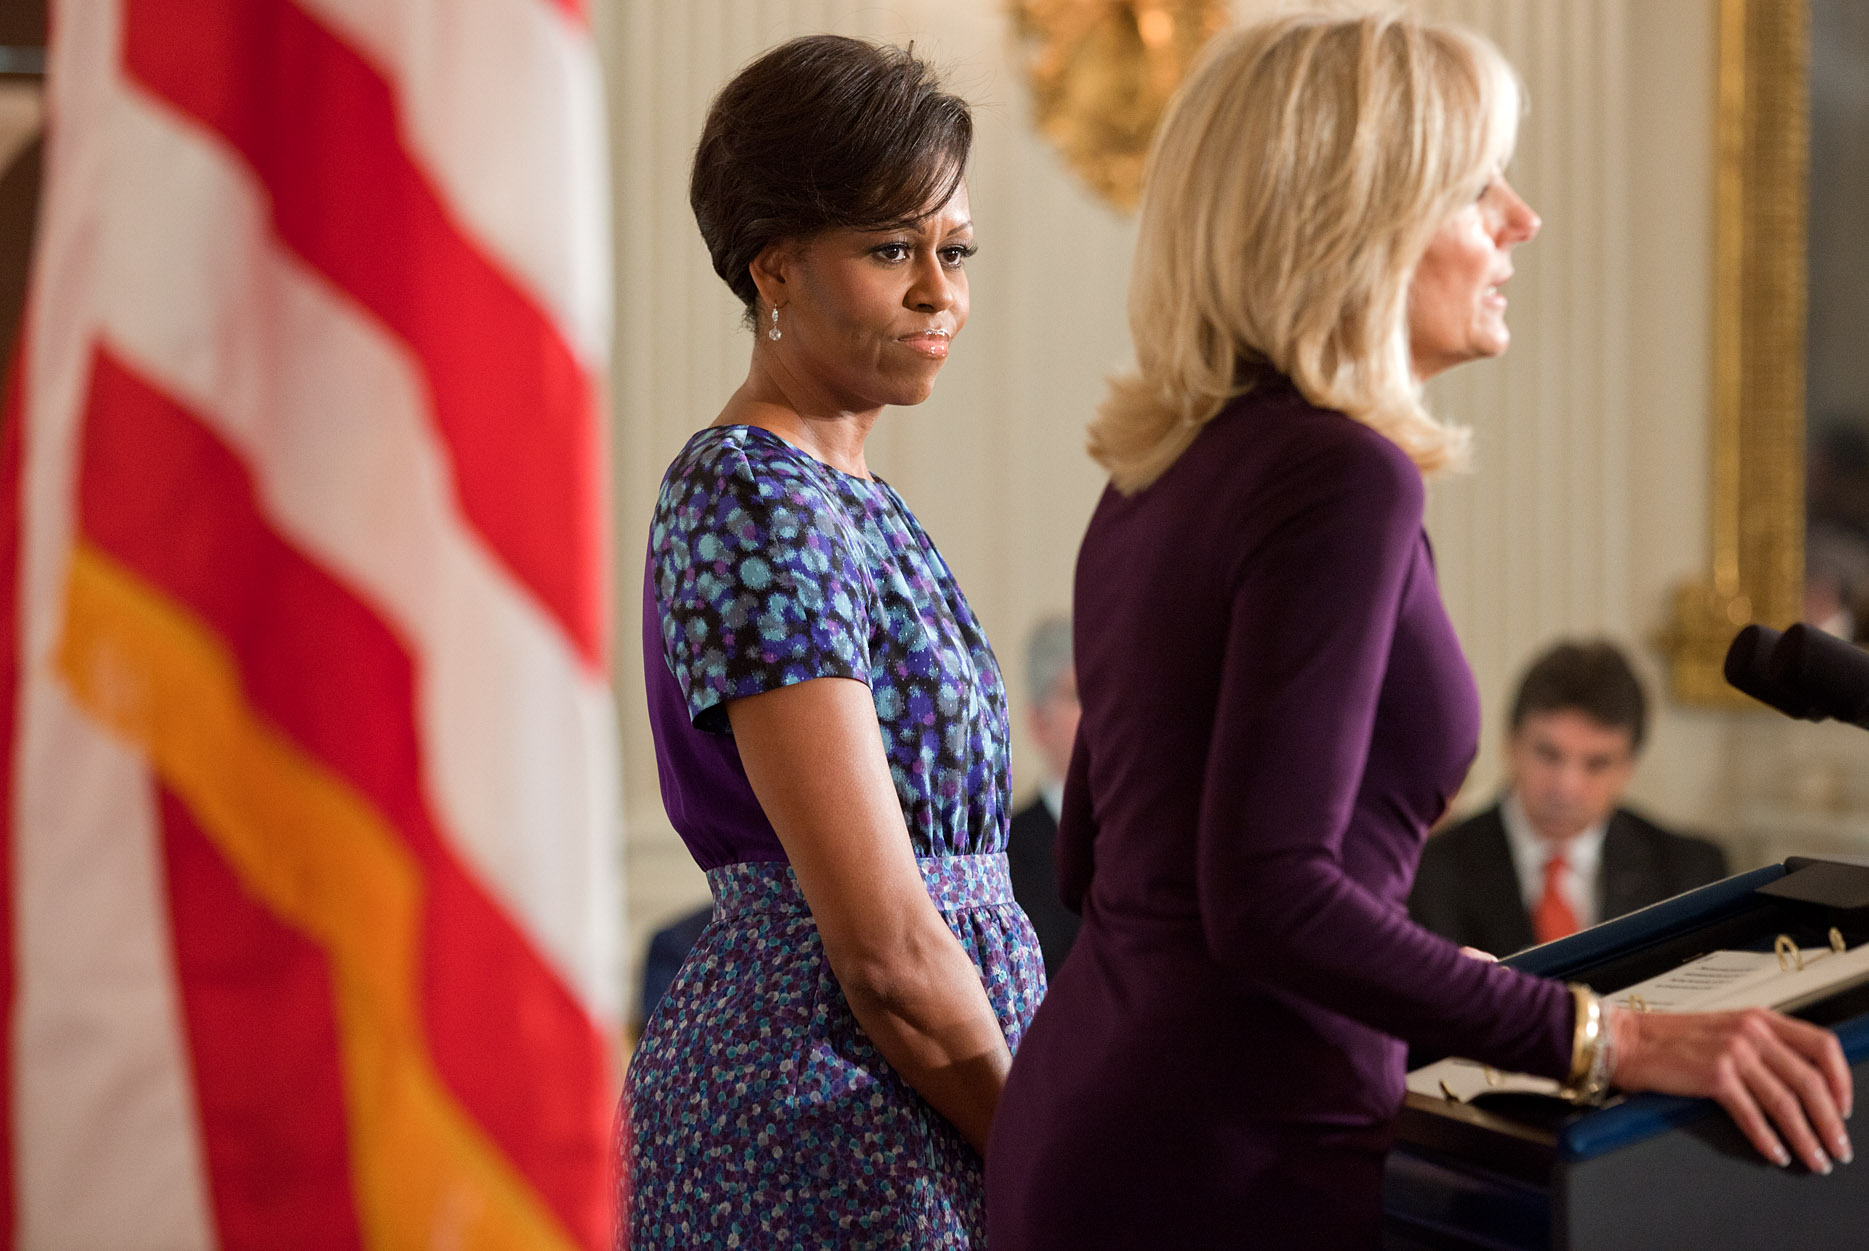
[706,852,1015,917]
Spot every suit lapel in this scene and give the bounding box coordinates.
[1469,809,1537,955]
[1599,811,1655,921]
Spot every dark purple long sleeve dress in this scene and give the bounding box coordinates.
[985,379,1576,1249]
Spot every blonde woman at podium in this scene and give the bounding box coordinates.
[986,12,1854,1249]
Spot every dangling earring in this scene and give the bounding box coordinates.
[768,305,782,341]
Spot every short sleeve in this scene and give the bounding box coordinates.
[649,435,872,733]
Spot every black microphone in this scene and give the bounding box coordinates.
[1724,622,1869,727]
[1722,624,1816,718]
[1767,623,1869,729]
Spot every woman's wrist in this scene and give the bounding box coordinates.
[1564,984,1617,1102]
[1603,1002,1640,1087]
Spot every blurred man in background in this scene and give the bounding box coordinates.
[1409,639,1727,955]
[1008,615,1082,977]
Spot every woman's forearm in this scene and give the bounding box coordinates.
[830,924,1011,1154]
[725,677,1015,1154]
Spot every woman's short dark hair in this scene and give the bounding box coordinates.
[1508,639,1649,752]
[690,35,973,319]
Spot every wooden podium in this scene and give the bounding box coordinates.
[1383,857,1869,1251]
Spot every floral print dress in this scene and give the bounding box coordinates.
[624,425,1045,1250]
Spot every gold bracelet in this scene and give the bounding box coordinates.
[1564,984,1612,1103]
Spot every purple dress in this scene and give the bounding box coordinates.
[985,380,1575,1249]
[624,425,1045,1250]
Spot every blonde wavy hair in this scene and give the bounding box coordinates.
[1089,11,1522,493]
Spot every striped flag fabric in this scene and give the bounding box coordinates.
[4,0,622,1248]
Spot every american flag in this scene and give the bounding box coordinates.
[3,0,622,1247]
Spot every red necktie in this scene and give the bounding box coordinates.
[1534,850,1580,945]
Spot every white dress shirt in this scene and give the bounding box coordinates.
[1500,790,1608,930]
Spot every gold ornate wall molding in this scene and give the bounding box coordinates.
[1660,0,1808,704]
[1007,0,1229,211]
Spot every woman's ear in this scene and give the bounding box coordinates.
[748,240,792,312]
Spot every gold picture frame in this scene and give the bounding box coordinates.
[1006,0,1230,211]
[1659,0,1808,704]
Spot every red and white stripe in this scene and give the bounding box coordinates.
[6,0,621,1246]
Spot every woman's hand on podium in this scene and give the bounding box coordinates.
[1608,1006,1854,1174]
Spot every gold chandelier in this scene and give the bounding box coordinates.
[1008,0,1231,212]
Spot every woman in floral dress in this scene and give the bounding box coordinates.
[622,35,1045,1250]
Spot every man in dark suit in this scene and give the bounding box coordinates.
[1007,615,1081,977]
[1409,639,1727,955]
